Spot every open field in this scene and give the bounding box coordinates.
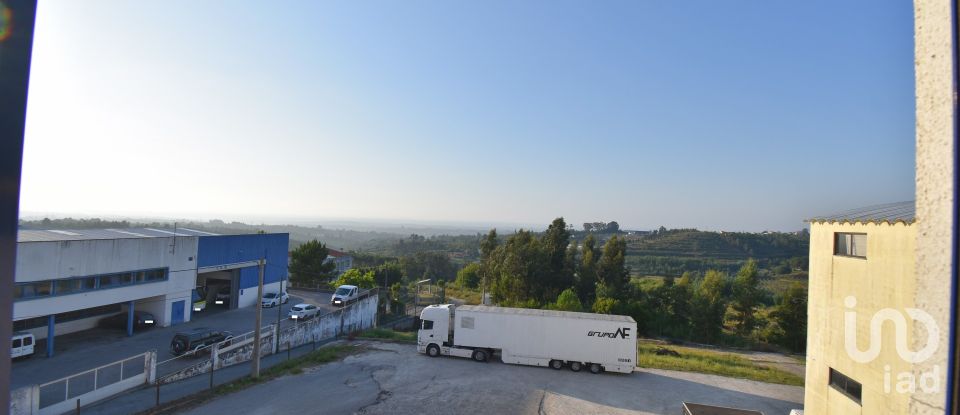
[637,341,804,386]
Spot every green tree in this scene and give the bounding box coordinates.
[288,240,336,285]
[592,297,620,314]
[479,229,499,297]
[731,259,762,336]
[456,262,481,288]
[333,268,376,289]
[489,230,547,305]
[552,288,584,312]
[771,282,807,352]
[668,272,694,337]
[596,236,628,298]
[577,234,598,305]
[540,217,574,300]
[690,270,728,343]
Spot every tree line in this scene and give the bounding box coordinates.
[455,217,807,352]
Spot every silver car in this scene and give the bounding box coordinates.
[287,303,318,320]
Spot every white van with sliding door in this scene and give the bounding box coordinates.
[12,332,35,359]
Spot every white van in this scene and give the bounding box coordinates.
[330,285,359,306]
[12,332,35,359]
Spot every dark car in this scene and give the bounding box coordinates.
[169,327,232,356]
[100,311,156,331]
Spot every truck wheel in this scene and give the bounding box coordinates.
[549,360,563,370]
[472,350,488,362]
[589,363,602,374]
[569,361,582,372]
[427,344,441,357]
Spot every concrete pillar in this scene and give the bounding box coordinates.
[46,315,54,357]
[127,300,135,337]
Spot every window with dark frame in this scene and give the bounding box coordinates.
[834,232,867,258]
[13,268,169,301]
[422,320,434,330]
[829,368,862,404]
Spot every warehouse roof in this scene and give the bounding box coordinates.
[456,305,636,323]
[17,227,220,242]
[807,201,916,225]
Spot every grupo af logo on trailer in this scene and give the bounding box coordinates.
[587,327,631,339]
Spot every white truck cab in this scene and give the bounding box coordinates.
[418,304,453,348]
[12,332,35,359]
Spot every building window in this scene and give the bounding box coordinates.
[81,277,97,291]
[829,368,862,405]
[835,233,867,258]
[14,268,168,302]
[55,279,82,295]
[14,282,52,300]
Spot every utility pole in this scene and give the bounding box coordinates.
[275,273,284,352]
[251,258,265,378]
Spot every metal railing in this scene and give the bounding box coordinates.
[38,351,150,410]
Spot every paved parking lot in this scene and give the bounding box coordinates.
[183,341,805,415]
[11,290,336,389]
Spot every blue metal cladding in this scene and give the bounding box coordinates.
[197,233,289,289]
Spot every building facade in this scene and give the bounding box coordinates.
[804,202,931,413]
[326,248,353,276]
[12,228,289,356]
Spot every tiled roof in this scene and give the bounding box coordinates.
[808,201,916,225]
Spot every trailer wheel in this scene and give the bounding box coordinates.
[589,363,602,374]
[549,360,564,370]
[472,349,488,362]
[569,361,582,372]
[426,344,441,357]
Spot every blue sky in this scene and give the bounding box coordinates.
[20,1,916,231]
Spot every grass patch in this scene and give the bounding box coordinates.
[443,286,482,304]
[637,341,804,386]
[359,328,417,342]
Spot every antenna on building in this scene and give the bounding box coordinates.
[171,222,178,254]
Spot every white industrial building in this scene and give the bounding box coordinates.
[13,228,289,357]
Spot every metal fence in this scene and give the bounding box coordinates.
[10,351,156,415]
[11,290,380,415]
[156,288,379,386]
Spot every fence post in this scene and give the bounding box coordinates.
[155,382,160,407]
[212,341,220,370]
[287,342,291,360]
[209,360,214,390]
[76,398,80,413]
[271,324,278,355]
[146,351,157,384]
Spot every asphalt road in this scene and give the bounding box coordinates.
[181,341,805,415]
[11,289,336,390]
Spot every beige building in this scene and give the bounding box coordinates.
[802,1,958,413]
[805,202,927,413]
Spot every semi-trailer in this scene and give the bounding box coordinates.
[417,304,637,374]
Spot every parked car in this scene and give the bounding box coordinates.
[169,328,232,357]
[100,311,157,331]
[214,285,231,305]
[192,288,207,312]
[261,291,289,308]
[288,303,319,320]
[330,285,359,306]
[11,332,35,359]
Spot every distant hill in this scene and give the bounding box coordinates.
[624,229,808,276]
